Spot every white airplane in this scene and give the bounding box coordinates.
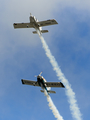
[13,13,58,34]
[21,72,65,94]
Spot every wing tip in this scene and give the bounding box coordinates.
[13,23,17,29]
[21,79,25,84]
[60,82,65,88]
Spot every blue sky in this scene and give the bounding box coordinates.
[0,0,90,120]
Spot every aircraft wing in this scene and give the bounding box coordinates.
[13,23,33,29]
[21,79,39,87]
[37,19,58,27]
[45,82,65,88]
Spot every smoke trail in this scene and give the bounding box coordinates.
[44,89,64,120]
[37,30,82,120]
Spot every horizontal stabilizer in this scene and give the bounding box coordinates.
[40,90,56,93]
[41,30,48,33]
[32,31,37,34]
[32,30,48,34]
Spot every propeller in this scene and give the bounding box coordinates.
[34,71,43,77]
[30,13,32,16]
[39,71,43,76]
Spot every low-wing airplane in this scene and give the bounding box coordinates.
[21,72,65,94]
[13,13,58,34]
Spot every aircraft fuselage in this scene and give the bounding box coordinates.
[29,15,42,32]
[37,75,47,91]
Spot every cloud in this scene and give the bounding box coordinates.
[55,0,90,12]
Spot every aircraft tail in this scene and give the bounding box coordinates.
[40,90,56,93]
[33,30,48,34]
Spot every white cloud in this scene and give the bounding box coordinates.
[56,0,90,12]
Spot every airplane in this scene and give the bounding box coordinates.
[13,13,58,34]
[21,72,65,94]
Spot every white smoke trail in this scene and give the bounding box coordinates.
[44,89,64,120]
[37,30,82,120]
